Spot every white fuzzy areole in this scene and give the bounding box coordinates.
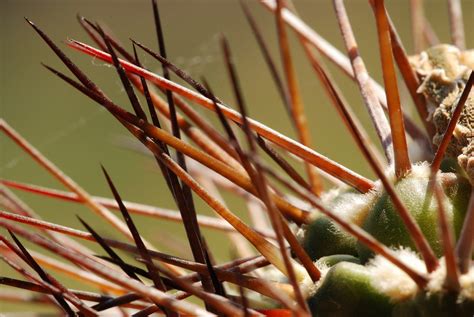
[459,266,474,301]
[375,162,431,189]
[312,186,379,226]
[367,248,426,302]
[253,261,312,290]
[255,265,287,283]
[426,258,448,295]
[301,260,331,298]
[427,258,474,302]
[369,252,474,303]
[334,191,377,225]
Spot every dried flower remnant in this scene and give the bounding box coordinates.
[410,45,474,178]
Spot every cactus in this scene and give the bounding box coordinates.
[1,0,473,316]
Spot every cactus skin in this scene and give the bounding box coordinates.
[358,171,471,263]
[393,292,474,317]
[302,169,473,316]
[317,254,360,267]
[303,170,471,264]
[303,215,359,260]
[307,259,474,317]
[307,262,392,316]
[448,175,472,240]
[303,190,375,260]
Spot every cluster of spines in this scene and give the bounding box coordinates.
[0,0,472,315]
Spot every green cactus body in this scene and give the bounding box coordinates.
[307,262,392,316]
[317,254,361,267]
[302,165,473,316]
[393,292,474,317]
[303,167,471,264]
[358,169,471,262]
[303,189,376,260]
[303,216,358,260]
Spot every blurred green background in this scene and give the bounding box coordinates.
[1,0,472,313]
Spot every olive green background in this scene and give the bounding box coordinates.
[1,0,472,313]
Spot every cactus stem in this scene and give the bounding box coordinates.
[372,0,411,178]
[294,36,439,272]
[0,180,276,238]
[447,0,466,50]
[239,0,291,119]
[275,0,323,197]
[219,35,310,312]
[432,181,461,291]
[409,0,426,53]
[385,11,434,141]
[68,39,376,193]
[0,277,146,309]
[0,121,162,255]
[333,0,393,164]
[456,188,474,274]
[298,34,387,166]
[260,0,427,146]
[3,233,86,315]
